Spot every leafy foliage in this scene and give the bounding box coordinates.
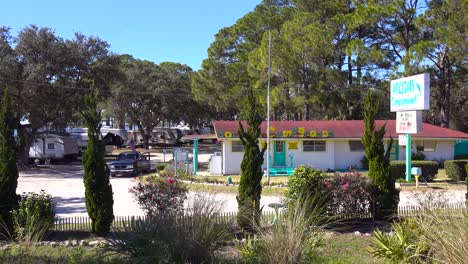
[129,175,187,218]
[0,88,19,235]
[236,89,267,231]
[322,172,373,218]
[443,160,468,181]
[249,191,326,264]
[285,165,326,207]
[369,220,430,263]
[390,161,439,182]
[412,152,426,161]
[12,191,55,243]
[362,91,399,220]
[108,193,230,264]
[81,90,114,235]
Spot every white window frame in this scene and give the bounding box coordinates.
[47,143,55,150]
[414,140,437,152]
[231,141,244,152]
[349,140,365,152]
[303,140,326,152]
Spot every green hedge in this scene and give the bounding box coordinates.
[390,161,439,182]
[443,160,468,181]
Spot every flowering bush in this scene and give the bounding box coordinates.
[322,172,373,217]
[129,175,188,218]
[12,190,55,242]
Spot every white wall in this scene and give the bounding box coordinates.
[222,140,244,175]
[293,140,335,170]
[398,139,454,162]
[334,140,365,170]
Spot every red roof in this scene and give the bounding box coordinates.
[213,120,468,139]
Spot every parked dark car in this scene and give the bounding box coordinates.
[107,151,151,177]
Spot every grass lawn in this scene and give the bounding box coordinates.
[184,182,287,196]
[312,234,379,264]
[0,245,122,263]
[0,233,381,264]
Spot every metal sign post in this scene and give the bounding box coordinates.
[391,73,430,182]
[193,138,199,175]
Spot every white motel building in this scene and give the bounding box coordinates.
[212,120,468,175]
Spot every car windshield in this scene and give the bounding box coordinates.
[117,153,137,161]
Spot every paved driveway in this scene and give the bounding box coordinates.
[18,163,281,217]
[18,163,465,218]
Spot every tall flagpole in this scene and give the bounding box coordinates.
[266,30,271,185]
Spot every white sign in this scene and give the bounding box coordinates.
[390,73,430,112]
[175,151,188,162]
[396,111,422,134]
[399,134,407,146]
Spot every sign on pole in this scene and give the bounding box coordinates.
[398,135,407,146]
[396,111,422,134]
[390,73,430,112]
[390,73,430,182]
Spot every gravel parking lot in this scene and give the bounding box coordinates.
[18,163,465,218]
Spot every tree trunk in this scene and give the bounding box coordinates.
[440,57,451,128]
[136,123,150,149]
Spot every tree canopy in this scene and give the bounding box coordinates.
[193,0,467,131]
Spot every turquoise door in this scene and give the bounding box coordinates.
[274,141,286,166]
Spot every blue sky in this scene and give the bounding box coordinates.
[0,0,261,70]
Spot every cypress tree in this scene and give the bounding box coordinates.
[465,163,468,202]
[0,89,19,234]
[361,91,399,220]
[236,89,266,231]
[81,90,114,235]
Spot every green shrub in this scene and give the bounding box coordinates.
[285,166,326,203]
[156,163,167,172]
[390,161,439,182]
[368,220,430,263]
[129,175,187,218]
[361,155,369,169]
[12,190,55,243]
[412,152,426,160]
[322,172,373,218]
[455,154,468,160]
[252,192,326,264]
[108,193,230,263]
[443,160,468,181]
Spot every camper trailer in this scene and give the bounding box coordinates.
[29,134,79,162]
[128,128,182,147]
[68,127,128,153]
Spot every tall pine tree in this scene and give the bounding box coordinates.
[361,91,399,220]
[237,89,266,231]
[81,89,114,235]
[0,88,19,234]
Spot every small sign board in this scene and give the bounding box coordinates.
[399,134,407,146]
[396,111,422,134]
[390,73,430,112]
[174,150,188,162]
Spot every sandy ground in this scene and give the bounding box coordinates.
[17,163,465,218]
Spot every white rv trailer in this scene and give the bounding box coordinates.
[29,134,79,161]
[68,127,128,153]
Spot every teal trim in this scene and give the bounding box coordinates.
[406,134,412,181]
[193,139,198,175]
[273,141,286,166]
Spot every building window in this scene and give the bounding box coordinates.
[231,141,244,152]
[349,140,365,152]
[47,143,55,150]
[414,140,437,152]
[275,141,284,152]
[303,141,326,152]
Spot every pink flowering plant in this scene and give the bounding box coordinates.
[322,172,373,217]
[130,175,188,218]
